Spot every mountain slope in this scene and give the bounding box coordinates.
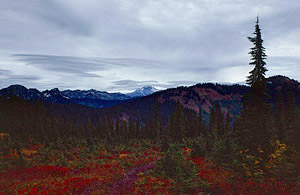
[111,83,248,122]
[109,76,300,122]
[0,85,44,100]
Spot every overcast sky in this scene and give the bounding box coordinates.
[0,0,299,92]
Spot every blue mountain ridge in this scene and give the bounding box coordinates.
[0,85,159,108]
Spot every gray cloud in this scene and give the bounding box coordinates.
[267,56,300,79]
[0,0,299,91]
[12,54,166,77]
[0,69,12,76]
[0,74,41,89]
[13,54,105,77]
[6,75,40,81]
[0,69,40,84]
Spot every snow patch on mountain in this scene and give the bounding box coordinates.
[61,89,130,100]
[126,86,159,97]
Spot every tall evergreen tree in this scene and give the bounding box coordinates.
[197,110,206,137]
[274,93,285,141]
[225,111,231,134]
[168,102,185,141]
[135,115,141,139]
[115,111,120,142]
[152,98,161,142]
[175,102,185,141]
[215,104,225,136]
[165,117,171,139]
[236,17,272,153]
[224,111,232,153]
[128,117,135,139]
[185,110,197,137]
[209,106,216,135]
[246,17,267,86]
[284,90,298,147]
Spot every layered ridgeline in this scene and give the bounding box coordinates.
[0,75,300,121]
[110,75,300,123]
[0,85,159,108]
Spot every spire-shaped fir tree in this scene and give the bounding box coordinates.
[235,17,273,153]
[246,17,267,86]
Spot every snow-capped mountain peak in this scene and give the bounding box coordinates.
[126,86,159,97]
[60,89,130,100]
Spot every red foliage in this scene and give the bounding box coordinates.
[1,145,299,194]
[191,157,297,194]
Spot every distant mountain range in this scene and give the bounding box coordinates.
[109,75,300,122]
[1,75,300,122]
[0,85,159,108]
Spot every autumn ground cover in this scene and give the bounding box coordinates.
[0,134,299,194]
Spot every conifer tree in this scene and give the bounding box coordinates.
[175,102,185,141]
[225,111,231,134]
[152,98,161,142]
[197,110,206,137]
[115,111,120,142]
[274,93,285,141]
[185,110,197,137]
[215,104,225,136]
[224,111,231,152]
[237,17,272,153]
[165,117,171,139]
[128,117,135,139]
[120,120,128,143]
[246,17,267,86]
[285,90,298,147]
[135,115,141,139]
[209,106,216,135]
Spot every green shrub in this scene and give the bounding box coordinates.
[191,143,205,158]
[154,144,209,193]
[207,136,233,167]
[0,133,14,156]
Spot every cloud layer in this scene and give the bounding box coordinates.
[0,0,299,92]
